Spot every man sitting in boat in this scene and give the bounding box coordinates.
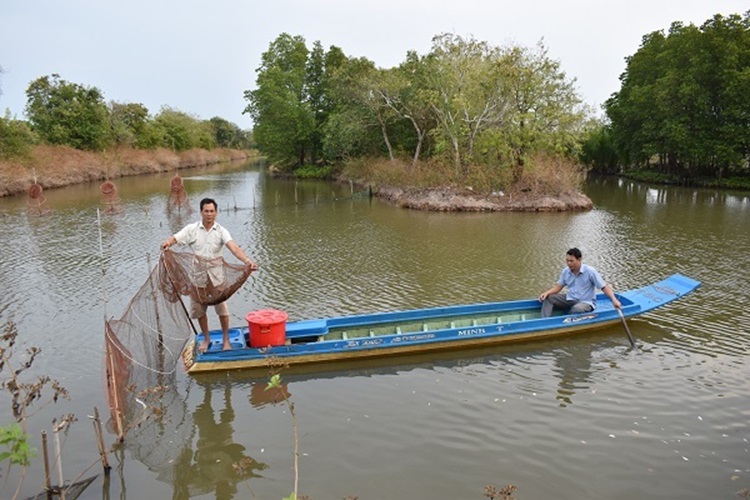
[538,247,621,317]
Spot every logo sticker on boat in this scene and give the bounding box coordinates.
[563,314,596,323]
[392,333,436,343]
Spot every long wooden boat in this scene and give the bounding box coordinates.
[183,273,700,374]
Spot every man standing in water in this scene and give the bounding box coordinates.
[162,197,258,351]
[539,247,621,317]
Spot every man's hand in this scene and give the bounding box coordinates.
[162,236,175,250]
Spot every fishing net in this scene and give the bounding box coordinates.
[167,174,191,214]
[100,180,124,214]
[26,182,51,216]
[104,249,253,440]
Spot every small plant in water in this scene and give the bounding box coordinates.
[266,364,301,500]
[484,483,518,500]
[0,321,71,499]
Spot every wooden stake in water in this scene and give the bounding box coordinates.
[53,420,65,489]
[41,430,52,492]
[91,407,111,473]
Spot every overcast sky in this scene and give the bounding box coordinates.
[1,1,747,130]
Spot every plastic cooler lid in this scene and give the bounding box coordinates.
[245,309,289,325]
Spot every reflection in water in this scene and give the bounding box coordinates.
[551,346,594,407]
[3,163,750,499]
[249,379,291,408]
[172,381,267,500]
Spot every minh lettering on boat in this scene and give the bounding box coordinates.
[457,327,486,336]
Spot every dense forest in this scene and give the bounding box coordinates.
[587,11,750,186]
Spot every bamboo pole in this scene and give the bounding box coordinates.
[92,407,111,473]
[105,331,125,442]
[53,422,64,491]
[41,430,52,493]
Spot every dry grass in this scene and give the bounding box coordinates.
[0,146,258,197]
[513,154,587,196]
[341,154,585,196]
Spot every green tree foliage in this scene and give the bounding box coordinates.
[579,120,619,174]
[246,32,587,185]
[12,72,248,155]
[208,116,253,149]
[109,101,149,147]
[605,12,750,179]
[25,74,111,151]
[0,112,36,159]
[499,42,584,178]
[244,33,315,169]
[423,34,510,175]
[152,107,216,151]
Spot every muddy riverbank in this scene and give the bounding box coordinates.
[2,147,593,211]
[371,184,593,212]
[0,145,256,197]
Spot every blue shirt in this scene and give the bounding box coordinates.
[557,264,607,309]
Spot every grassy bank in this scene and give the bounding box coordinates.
[0,145,259,197]
[333,155,593,212]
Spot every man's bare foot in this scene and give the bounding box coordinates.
[222,342,232,351]
[198,340,211,353]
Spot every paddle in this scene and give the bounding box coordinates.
[617,308,636,348]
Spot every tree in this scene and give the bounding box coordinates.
[500,41,584,180]
[208,116,248,149]
[109,101,149,147]
[423,34,519,176]
[153,107,215,151]
[605,12,750,179]
[244,33,314,169]
[579,120,619,174]
[305,41,327,164]
[0,112,36,159]
[25,74,111,151]
[321,56,383,162]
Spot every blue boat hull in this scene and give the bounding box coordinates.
[183,273,700,373]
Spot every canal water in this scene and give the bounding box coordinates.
[0,160,748,499]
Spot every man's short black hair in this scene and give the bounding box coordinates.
[566,247,582,259]
[200,198,218,211]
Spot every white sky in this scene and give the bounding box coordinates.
[1,1,747,130]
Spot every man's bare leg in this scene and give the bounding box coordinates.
[197,315,211,352]
[220,315,231,350]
